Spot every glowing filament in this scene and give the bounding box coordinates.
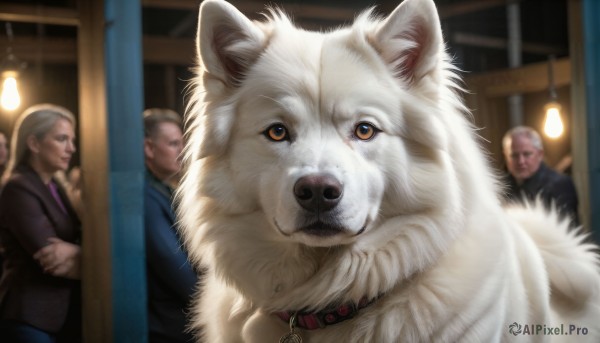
[544,105,563,139]
[1,76,21,111]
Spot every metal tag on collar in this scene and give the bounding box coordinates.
[279,312,302,343]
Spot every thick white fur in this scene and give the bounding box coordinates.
[177,0,600,341]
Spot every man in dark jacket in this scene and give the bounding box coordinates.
[143,108,198,343]
[502,126,579,227]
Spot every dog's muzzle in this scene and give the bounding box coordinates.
[293,173,343,213]
[292,173,347,237]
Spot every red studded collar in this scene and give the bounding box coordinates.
[275,296,379,330]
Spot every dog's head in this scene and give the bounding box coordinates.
[182,0,467,249]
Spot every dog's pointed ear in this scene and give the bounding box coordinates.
[197,0,266,88]
[372,0,443,84]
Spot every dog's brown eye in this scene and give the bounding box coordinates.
[354,123,379,141]
[264,124,289,142]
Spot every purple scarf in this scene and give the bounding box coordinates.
[48,180,67,214]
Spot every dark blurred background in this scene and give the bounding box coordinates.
[0,0,572,167]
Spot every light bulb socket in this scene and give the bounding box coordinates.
[0,52,25,76]
[544,101,561,112]
[1,70,19,79]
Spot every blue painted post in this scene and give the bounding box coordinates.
[583,0,600,242]
[105,0,147,341]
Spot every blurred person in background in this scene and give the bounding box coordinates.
[143,108,198,343]
[502,125,579,227]
[0,104,81,343]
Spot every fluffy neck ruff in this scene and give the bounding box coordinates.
[195,206,462,314]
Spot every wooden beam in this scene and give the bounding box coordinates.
[0,37,76,64]
[141,0,199,10]
[79,0,147,341]
[0,3,79,26]
[0,0,516,29]
[377,0,513,19]
[0,36,195,66]
[452,32,567,55]
[78,0,113,340]
[465,57,571,97]
[142,0,359,22]
[438,0,511,18]
[569,0,591,234]
[142,36,195,65]
[141,0,514,22]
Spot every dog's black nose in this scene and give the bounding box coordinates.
[293,174,343,212]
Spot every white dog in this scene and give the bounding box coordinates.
[177,0,600,341]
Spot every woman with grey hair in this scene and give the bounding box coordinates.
[0,104,81,342]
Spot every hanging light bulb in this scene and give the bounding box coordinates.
[543,55,563,139]
[1,70,21,111]
[1,23,25,111]
[543,101,563,139]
